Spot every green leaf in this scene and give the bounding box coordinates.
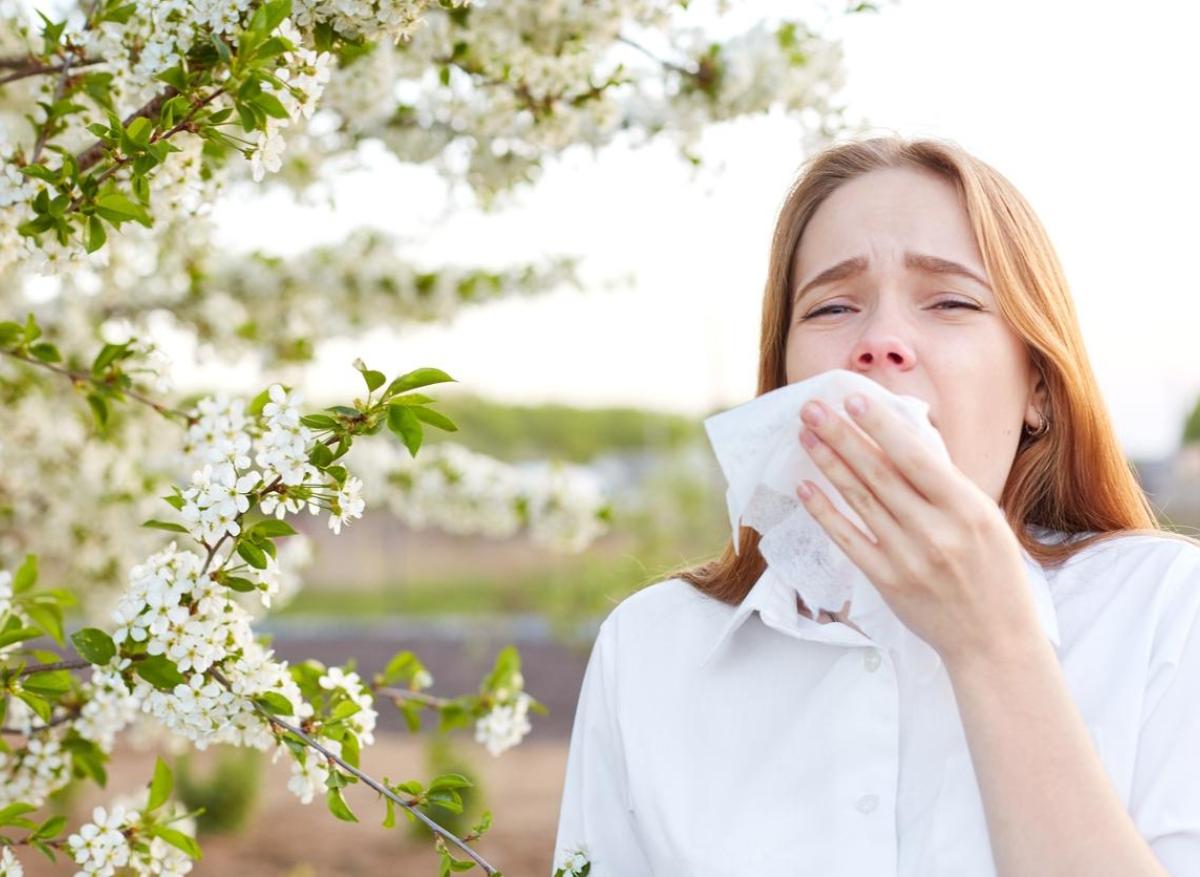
[135,654,185,690]
[91,341,130,375]
[386,405,423,457]
[0,625,43,650]
[329,699,360,721]
[300,414,338,430]
[85,215,107,253]
[34,814,67,839]
[251,93,289,119]
[263,0,291,31]
[23,601,65,646]
[0,803,38,829]
[248,518,297,538]
[71,628,116,665]
[409,406,457,433]
[93,191,151,226]
[0,321,24,345]
[428,773,473,794]
[126,116,152,146]
[253,691,294,716]
[22,670,71,697]
[221,575,256,593]
[16,690,52,723]
[384,367,455,398]
[425,789,463,814]
[151,825,201,860]
[236,541,267,570]
[382,795,396,828]
[63,735,108,786]
[13,554,37,593]
[325,786,358,822]
[30,341,61,363]
[308,442,333,468]
[147,755,172,812]
[142,519,189,533]
[155,64,188,92]
[86,393,109,429]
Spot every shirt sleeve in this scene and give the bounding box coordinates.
[1129,545,1200,874]
[551,615,654,876]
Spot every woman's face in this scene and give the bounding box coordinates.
[784,165,1045,505]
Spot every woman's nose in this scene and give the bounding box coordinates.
[848,332,916,371]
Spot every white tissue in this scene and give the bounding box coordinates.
[703,368,952,625]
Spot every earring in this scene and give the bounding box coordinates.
[1024,411,1050,438]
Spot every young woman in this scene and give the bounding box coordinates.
[551,135,1200,876]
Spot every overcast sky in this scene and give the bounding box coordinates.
[197,0,1200,461]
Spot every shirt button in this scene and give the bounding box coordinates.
[862,648,882,673]
[855,793,879,814]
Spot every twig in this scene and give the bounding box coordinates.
[374,686,450,710]
[0,347,195,423]
[1,705,82,734]
[13,659,92,677]
[0,57,103,86]
[616,33,694,76]
[210,669,500,874]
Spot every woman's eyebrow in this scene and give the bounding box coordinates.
[793,252,993,306]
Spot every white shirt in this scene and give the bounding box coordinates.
[552,525,1200,875]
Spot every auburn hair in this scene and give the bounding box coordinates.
[664,134,1193,607]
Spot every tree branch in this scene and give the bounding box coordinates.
[0,347,195,423]
[0,57,103,86]
[210,669,500,874]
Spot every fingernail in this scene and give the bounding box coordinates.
[801,402,825,426]
[846,394,867,416]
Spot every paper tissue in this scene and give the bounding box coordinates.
[704,368,950,614]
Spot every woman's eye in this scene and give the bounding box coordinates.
[801,300,980,320]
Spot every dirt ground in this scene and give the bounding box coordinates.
[18,733,570,877]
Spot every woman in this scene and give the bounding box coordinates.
[551,135,1200,876]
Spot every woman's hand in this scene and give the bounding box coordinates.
[794,392,1041,667]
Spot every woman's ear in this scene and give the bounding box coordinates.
[1024,363,1049,427]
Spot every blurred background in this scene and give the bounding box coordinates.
[5,0,1200,873]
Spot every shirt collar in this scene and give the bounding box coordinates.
[699,536,1061,669]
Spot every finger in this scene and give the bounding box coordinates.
[824,394,963,509]
[795,478,890,587]
[799,400,932,528]
[799,425,908,552]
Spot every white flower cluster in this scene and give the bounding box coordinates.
[97,318,176,395]
[249,19,333,183]
[286,742,337,805]
[0,569,17,639]
[180,384,364,539]
[76,661,144,751]
[0,734,70,809]
[290,0,458,45]
[554,845,592,877]
[108,541,311,750]
[255,383,315,488]
[0,846,22,877]
[318,665,378,746]
[348,440,609,552]
[67,801,195,877]
[474,671,533,757]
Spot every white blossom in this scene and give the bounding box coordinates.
[474,690,533,757]
[0,846,22,877]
